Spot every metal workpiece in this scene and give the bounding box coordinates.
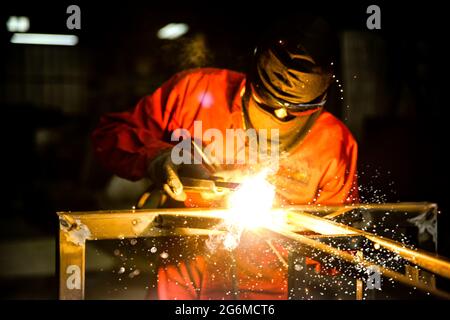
[57,203,449,300]
[266,226,450,299]
[282,209,450,280]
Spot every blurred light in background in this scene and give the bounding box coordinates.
[10,33,78,46]
[157,23,189,40]
[6,16,30,32]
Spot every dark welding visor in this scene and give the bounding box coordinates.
[250,81,327,117]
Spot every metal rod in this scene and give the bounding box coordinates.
[57,203,449,299]
[265,225,450,300]
[57,203,437,220]
[265,239,288,269]
[285,209,450,280]
[283,202,437,214]
[323,207,355,219]
[59,206,450,279]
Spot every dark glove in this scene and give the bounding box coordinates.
[147,150,187,202]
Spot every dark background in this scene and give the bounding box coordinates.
[0,0,448,299]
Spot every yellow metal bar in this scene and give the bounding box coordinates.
[59,228,85,300]
[406,265,420,283]
[283,202,437,215]
[265,225,450,300]
[57,202,437,221]
[323,207,354,219]
[285,210,358,235]
[356,251,364,300]
[57,209,227,240]
[265,239,288,269]
[56,203,446,300]
[285,209,450,280]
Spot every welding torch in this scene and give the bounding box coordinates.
[136,140,241,209]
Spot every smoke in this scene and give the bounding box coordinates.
[162,33,213,69]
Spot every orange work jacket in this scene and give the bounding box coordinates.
[92,68,359,299]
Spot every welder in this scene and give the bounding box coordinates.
[92,16,359,299]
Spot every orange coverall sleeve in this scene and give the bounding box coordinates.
[91,71,194,181]
[315,133,359,205]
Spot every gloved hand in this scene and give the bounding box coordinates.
[212,168,246,183]
[147,150,187,202]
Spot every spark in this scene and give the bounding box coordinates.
[207,169,285,251]
[225,169,285,230]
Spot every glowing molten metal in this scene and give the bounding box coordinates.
[224,170,285,230]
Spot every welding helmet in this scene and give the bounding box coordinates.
[243,16,336,152]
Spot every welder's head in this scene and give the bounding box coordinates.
[243,16,337,152]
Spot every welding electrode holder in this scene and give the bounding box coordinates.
[135,176,241,209]
[139,137,242,208]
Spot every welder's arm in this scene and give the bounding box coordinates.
[315,138,359,204]
[147,149,186,201]
[91,71,194,183]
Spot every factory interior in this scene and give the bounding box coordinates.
[1,1,449,300]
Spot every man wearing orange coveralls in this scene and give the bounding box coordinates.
[92,16,359,299]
